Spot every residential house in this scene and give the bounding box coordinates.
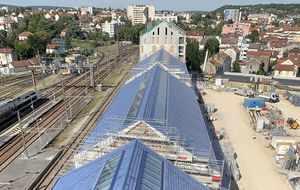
[202,52,232,74]
[248,43,262,52]
[18,31,33,41]
[9,57,39,73]
[237,36,250,61]
[185,30,204,43]
[46,44,65,54]
[246,51,272,72]
[267,40,288,58]
[101,21,125,38]
[0,48,17,66]
[241,58,263,74]
[219,37,238,50]
[222,47,240,63]
[274,58,299,78]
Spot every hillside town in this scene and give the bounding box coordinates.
[0,2,300,190]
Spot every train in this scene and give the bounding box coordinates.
[0,91,42,132]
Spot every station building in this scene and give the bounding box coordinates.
[52,49,229,189]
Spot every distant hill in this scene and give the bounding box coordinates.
[214,4,300,18]
[0,4,71,10]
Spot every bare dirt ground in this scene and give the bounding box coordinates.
[203,89,291,190]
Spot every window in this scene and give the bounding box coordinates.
[141,46,144,53]
[170,46,174,53]
[170,37,173,44]
[157,27,160,35]
[153,31,154,35]
[124,71,151,125]
[164,37,167,44]
[95,153,123,190]
[153,46,157,52]
[139,153,163,190]
[157,37,159,44]
[179,37,184,44]
[171,31,173,35]
[165,27,167,35]
[152,37,155,44]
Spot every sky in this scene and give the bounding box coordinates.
[0,0,300,11]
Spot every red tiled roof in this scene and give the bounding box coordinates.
[185,30,204,37]
[47,44,61,49]
[270,40,288,47]
[10,60,29,68]
[246,51,272,57]
[28,57,39,65]
[212,59,222,66]
[0,48,13,53]
[275,58,299,71]
[19,31,33,37]
[283,27,300,31]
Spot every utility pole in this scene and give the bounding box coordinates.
[31,69,37,90]
[17,110,29,158]
[38,50,46,89]
[61,82,68,120]
[90,63,95,90]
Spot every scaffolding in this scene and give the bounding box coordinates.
[59,116,225,189]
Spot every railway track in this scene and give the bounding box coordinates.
[0,47,137,173]
[34,50,140,190]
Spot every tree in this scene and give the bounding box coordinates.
[73,13,79,21]
[116,23,146,44]
[283,50,289,58]
[120,16,126,22]
[65,23,84,40]
[0,30,7,48]
[186,38,201,71]
[14,40,34,60]
[247,30,259,43]
[27,34,45,55]
[204,39,219,56]
[232,61,241,72]
[227,19,234,24]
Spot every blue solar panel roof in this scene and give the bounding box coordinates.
[52,140,210,190]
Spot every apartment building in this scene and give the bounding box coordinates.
[127,5,155,25]
[224,9,240,22]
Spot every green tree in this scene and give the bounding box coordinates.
[6,28,16,48]
[27,34,45,55]
[227,19,234,24]
[65,23,84,40]
[73,13,79,21]
[204,39,219,56]
[232,61,241,72]
[186,38,201,71]
[247,30,259,43]
[14,40,34,60]
[283,50,289,58]
[120,16,126,22]
[116,23,146,44]
[0,30,7,48]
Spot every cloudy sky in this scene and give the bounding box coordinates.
[0,0,300,11]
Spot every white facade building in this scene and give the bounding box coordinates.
[102,21,125,38]
[152,14,177,22]
[237,36,250,61]
[127,5,155,25]
[0,49,16,66]
[140,20,186,62]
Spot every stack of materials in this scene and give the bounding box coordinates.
[244,98,266,108]
[286,91,300,106]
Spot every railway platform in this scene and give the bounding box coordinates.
[0,98,62,147]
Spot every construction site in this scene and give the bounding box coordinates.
[199,75,300,190]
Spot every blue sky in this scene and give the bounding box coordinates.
[0,0,300,11]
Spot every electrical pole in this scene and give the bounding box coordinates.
[31,69,37,90]
[17,110,29,158]
[38,50,46,89]
[61,82,68,120]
